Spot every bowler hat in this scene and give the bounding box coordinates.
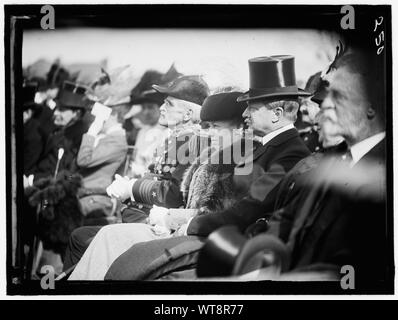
[200,92,246,122]
[152,75,210,106]
[237,55,311,102]
[54,81,91,110]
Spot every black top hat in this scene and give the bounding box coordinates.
[152,75,210,106]
[200,92,246,122]
[54,81,91,110]
[237,55,311,102]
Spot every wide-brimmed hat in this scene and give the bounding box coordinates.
[130,64,184,106]
[152,75,210,106]
[237,55,311,103]
[130,70,164,105]
[200,91,247,122]
[54,81,92,110]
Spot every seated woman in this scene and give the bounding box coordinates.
[68,90,247,280]
[77,103,129,218]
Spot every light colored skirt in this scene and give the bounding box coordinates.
[68,223,170,280]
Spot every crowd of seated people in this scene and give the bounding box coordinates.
[21,43,389,289]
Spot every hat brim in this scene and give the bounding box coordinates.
[131,90,166,105]
[152,84,170,95]
[237,88,312,102]
[54,99,87,110]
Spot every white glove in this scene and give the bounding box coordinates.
[106,174,136,201]
[148,205,170,228]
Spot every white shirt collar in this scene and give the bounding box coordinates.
[350,131,385,166]
[261,123,295,146]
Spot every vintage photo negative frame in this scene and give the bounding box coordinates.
[4,4,393,295]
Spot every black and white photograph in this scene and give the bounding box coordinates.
[2,1,394,301]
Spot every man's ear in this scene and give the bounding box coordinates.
[272,107,283,123]
[367,107,376,119]
[183,108,193,122]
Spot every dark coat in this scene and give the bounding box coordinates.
[24,118,44,176]
[34,104,56,144]
[33,117,90,181]
[275,140,389,287]
[131,127,202,208]
[187,128,311,236]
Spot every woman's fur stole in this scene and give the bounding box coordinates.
[181,147,238,214]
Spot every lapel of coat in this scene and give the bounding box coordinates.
[240,128,300,167]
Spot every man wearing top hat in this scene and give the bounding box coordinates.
[32,81,92,182]
[184,55,311,237]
